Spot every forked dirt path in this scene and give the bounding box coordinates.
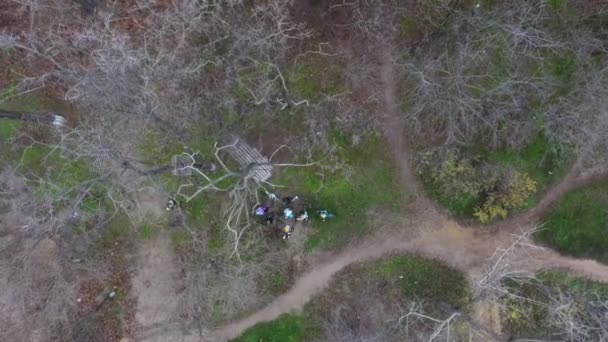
[211,215,608,341]
[207,51,608,341]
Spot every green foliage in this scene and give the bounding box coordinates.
[277,134,402,251]
[108,216,131,239]
[399,18,419,37]
[0,86,19,102]
[20,144,49,176]
[537,179,608,263]
[309,254,470,338]
[229,83,250,103]
[230,313,315,342]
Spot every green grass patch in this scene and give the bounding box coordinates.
[287,64,317,99]
[539,271,608,297]
[479,131,569,195]
[547,0,565,11]
[207,219,226,255]
[139,223,156,240]
[79,183,113,213]
[182,194,211,226]
[230,313,316,342]
[138,129,182,165]
[17,144,99,206]
[97,215,132,250]
[0,119,20,165]
[540,51,578,97]
[171,230,190,248]
[10,141,116,221]
[261,270,290,295]
[189,135,217,161]
[108,216,131,239]
[0,119,19,141]
[372,255,471,308]
[179,192,227,253]
[0,92,46,112]
[286,58,345,101]
[536,179,608,263]
[423,180,482,218]
[277,133,402,251]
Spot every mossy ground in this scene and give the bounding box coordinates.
[277,133,404,251]
[537,179,608,263]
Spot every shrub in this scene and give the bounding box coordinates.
[416,148,498,216]
[417,148,538,223]
[417,149,484,198]
[474,172,537,223]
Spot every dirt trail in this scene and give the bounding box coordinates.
[132,232,181,341]
[208,51,608,341]
[130,189,184,341]
[212,215,608,341]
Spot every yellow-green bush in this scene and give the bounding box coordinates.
[474,172,537,223]
[416,148,499,216]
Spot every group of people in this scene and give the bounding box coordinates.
[254,193,335,240]
[166,195,335,241]
[254,194,306,240]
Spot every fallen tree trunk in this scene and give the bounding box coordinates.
[0,110,66,127]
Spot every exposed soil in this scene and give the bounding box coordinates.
[134,188,168,222]
[472,300,503,339]
[132,232,181,341]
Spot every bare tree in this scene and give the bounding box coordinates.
[172,139,315,262]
